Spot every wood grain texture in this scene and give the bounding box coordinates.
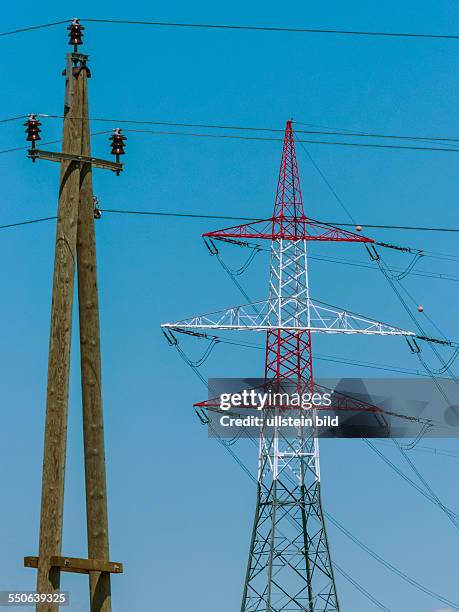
[77,71,112,612]
[36,65,85,610]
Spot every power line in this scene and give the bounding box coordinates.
[309,253,459,283]
[0,130,111,155]
[0,145,34,155]
[35,114,459,144]
[3,116,458,154]
[332,562,392,612]
[294,138,459,269]
[120,128,459,153]
[221,236,459,264]
[0,216,56,230]
[325,512,459,608]
[2,209,459,235]
[102,209,256,221]
[5,130,457,156]
[393,438,459,529]
[0,115,27,123]
[0,19,69,37]
[363,439,459,521]
[207,220,459,355]
[294,121,459,144]
[297,139,357,223]
[203,334,431,376]
[38,114,287,133]
[80,18,459,41]
[372,441,459,459]
[1,17,458,41]
[101,209,459,233]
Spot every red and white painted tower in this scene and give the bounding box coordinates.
[163,121,413,611]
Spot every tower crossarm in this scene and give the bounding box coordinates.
[161,298,414,336]
[203,216,374,243]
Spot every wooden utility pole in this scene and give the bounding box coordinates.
[77,61,112,612]
[35,46,85,602]
[24,20,125,611]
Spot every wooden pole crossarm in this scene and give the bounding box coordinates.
[24,556,123,575]
[28,149,124,173]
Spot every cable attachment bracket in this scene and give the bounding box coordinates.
[93,196,102,220]
[365,243,380,261]
[203,237,219,255]
[405,337,421,354]
[162,329,178,346]
[194,407,210,425]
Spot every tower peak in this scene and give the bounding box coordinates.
[273,120,305,220]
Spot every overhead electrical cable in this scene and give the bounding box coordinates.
[375,255,458,378]
[0,216,57,230]
[1,17,458,40]
[294,120,459,145]
[169,328,430,376]
[372,441,459,459]
[309,254,459,283]
[2,210,459,238]
[363,439,459,521]
[296,139,357,223]
[34,114,459,144]
[0,130,111,155]
[2,119,459,155]
[214,234,459,267]
[0,19,70,37]
[119,128,459,153]
[100,209,459,234]
[0,115,27,123]
[324,512,459,608]
[392,438,459,529]
[332,562,392,611]
[80,18,459,41]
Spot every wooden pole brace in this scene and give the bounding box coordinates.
[24,556,123,575]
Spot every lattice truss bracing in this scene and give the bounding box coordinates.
[162,120,413,611]
[162,296,414,335]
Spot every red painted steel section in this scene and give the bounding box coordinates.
[264,121,313,390]
[203,123,373,243]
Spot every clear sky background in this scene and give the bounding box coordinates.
[1,1,458,611]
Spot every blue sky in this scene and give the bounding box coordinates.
[1,1,458,610]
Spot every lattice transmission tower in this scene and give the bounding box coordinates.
[162,120,413,611]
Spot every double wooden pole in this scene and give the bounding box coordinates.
[35,55,111,611]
